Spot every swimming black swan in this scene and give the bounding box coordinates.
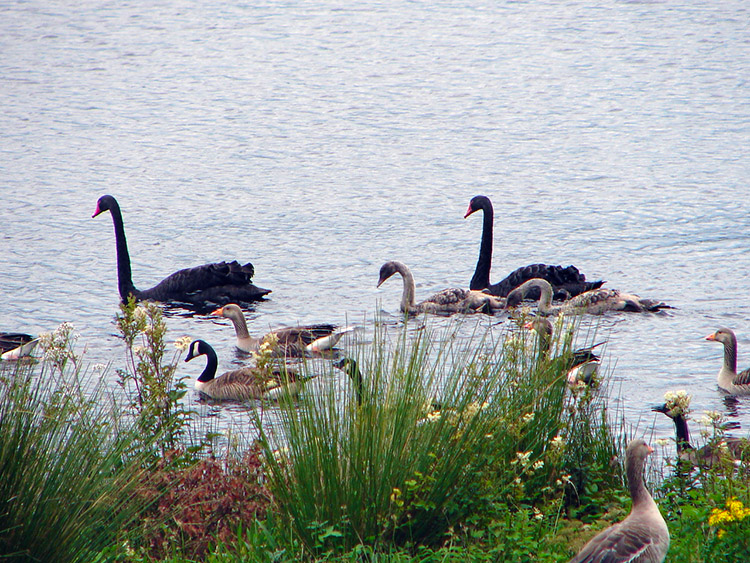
[464,195,604,299]
[184,339,312,401]
[705,328,750,395]
[93,195,270,310]
[212,304,355,356]
[568,439,669,563]
[377,261,505,315]
[506,278,671,314]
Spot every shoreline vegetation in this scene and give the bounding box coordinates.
[1,300,748,562]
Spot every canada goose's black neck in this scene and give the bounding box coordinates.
[197,344,218,383]
[672,414,693,453]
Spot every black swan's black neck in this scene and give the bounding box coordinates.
[197,344,218,383]
[107,201,138,301]
[470,200,493,291]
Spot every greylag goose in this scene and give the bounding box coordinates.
[464,195,603,299]
[211,304,355,356]
[377,261,504,315]
[705,328,750,395]
[523,317,602,386]
[506,278,671,315]
[93,195,270,311]
[0,332,39,360]
[569,439,670,563]
[184,339,312,401]
[652,391,748,466]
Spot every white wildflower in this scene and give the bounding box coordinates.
[550,435,565,449]
[521,412,535,425]
[174,336,193,351]
[133,307,148,323]
[532,460,545,471]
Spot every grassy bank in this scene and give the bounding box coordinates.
[1,305,748,562]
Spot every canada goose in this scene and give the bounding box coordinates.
[0,332,39,360]
[377,260,504,315]
[568,439,669,563]
[705,328,750,395]
[212,304,355,356]
[93,195,270,310]
[184,339,312,401]
[464,195,603,298]
[507,278,671,315]
[652,391,748,467]
[523,317,602,386]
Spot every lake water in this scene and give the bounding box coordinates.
[1,0,749,451]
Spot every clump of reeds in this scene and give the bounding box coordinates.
[257,312,620,557]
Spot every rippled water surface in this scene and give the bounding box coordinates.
[1,0,749,447]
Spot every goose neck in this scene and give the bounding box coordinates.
[396,263,417,312]
[672,415,693,453]
[723,335,738,374]
[626,453,652,508]
[197,345,218,383]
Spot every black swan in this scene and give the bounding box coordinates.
[506,278,671,315]
[212,304,355,355]
[464,195,604,299]
[568,439,669,563]
[93,195,270,310]
[705,328,750,395]
[184,339,312,401]
[524,317,602,385]
[377,261,505,315]
[0,332,39,360]
[652,392,748,466]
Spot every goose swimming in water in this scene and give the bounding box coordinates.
[705,328,750,395]
[506,278,671,315]
[212,304,355,356]
[464,195,604,299]
[524,317,602,386]
[377,260,505,315]
[568,439,669,563]
[0,332,39,360]
[652,391,748,467]
[184,339,313,401]
[93,195,270,311]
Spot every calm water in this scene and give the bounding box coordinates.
[1,0,749,449]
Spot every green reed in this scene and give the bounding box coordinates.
[256,311,619,557]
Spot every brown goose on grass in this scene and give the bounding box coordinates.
[211,304,355,356]
[464,195,603,299]
[506,278,671,315]
[377,261,504,315]
[705,328,750,395]
[93,195,270,311]
[184,339,313,401]
[568,439,669,563]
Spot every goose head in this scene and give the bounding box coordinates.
[185,339,210,362]
[706,327,735,346]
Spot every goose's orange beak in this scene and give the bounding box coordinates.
[211,307,224,316]
[705,332,717,341]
